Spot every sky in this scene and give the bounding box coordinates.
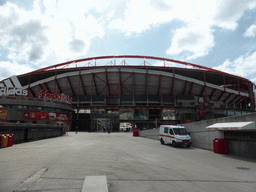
[0,0,256,83]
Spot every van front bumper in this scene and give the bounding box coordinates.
[180,140,192,145]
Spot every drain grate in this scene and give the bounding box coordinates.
[236,167,250,170]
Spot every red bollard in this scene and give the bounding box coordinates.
[7,134,13,147]
[5,134,13,147]
[133,128,139,137]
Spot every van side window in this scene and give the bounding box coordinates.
[170,129,174,135]
[164,128,168,133]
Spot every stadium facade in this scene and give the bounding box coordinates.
[0,55,255,132]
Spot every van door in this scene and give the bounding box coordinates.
[169,128,174,143]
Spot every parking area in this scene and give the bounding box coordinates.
[1,132,256,192]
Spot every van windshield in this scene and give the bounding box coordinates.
[173,128,187,135]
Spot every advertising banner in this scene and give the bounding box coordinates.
[22,111,38,119]
[49,112,56,120]
[22,111,70,121]
[56,113,71,121]
[55,121,67,126]
[0,109,8,119]
[38,112,49,120]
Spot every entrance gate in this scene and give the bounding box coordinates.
[91,118,112,132]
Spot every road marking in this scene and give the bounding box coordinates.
[82,175,108,192]
[13,168,48,191]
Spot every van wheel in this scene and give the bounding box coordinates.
[172,141,177,147]
[160,138,164,145]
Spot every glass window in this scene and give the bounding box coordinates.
[162,109,176,120]
[173,128,187,135]
[119,109,134,120]
[164,128,168,133]
[227,110,235,116]
[169,129,174,135]
[134,109,147,120]
[91,109,105,114]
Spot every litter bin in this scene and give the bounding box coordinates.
[213,138,228,154]
[133,128,139,137]
[5,134,13,147]
[0,134,8,148]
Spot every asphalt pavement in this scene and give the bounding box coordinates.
[1,132,256,192]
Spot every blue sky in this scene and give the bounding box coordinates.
[1,0,256,83]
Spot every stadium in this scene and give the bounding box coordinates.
[0,55,255,137]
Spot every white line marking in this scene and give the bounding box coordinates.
[13,168,48,191]
[82,175,108,192]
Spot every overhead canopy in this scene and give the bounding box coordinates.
[206,122,255,130]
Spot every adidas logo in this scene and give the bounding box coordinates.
[0,76,28,96]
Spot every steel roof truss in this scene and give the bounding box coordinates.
[119,67,122,97]
[44,82,50,91]
[28,87,36,97]
[228,95,240,105]
[225,93,233,103]
[217,91,225,102]
[121,73,133,84]
[79,73,86,96]
[105,68,110,98]
[209,88,217,101]
[92,73,98,95]
[235,96,246,105]
[122,84,132,94]
[55,78,62,93]
[66,76,75,96]
[159,75,162,97]
[183,80,188,96]
[189,82,194,96]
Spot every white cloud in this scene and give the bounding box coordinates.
[108,0,174,36]
[213,51,256,81]
[166,26,215,60]
[0,0,256,79]
[0,61,34,80]
[108,0,256,60]
[244,24,256,37]
[0,0,108,67]
[214,0,256,30]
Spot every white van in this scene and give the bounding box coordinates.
[159,125,192,147]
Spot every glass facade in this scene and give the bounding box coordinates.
[162,109,176,120]
[119,109,134,120]
[134,109,148,120]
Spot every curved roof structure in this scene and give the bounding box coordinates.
[1,55,254,109]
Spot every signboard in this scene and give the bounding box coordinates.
[36,89,72,104]
[0,88,28,96]
[0,76,28,96]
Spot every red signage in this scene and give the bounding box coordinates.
[56,113,71,121]
[36,89,72,104]
[22,111,70,121]
[38,112,49,120]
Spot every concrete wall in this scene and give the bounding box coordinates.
[139,128,159,140]
[139,112,256,158]
[228,141,256,158]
